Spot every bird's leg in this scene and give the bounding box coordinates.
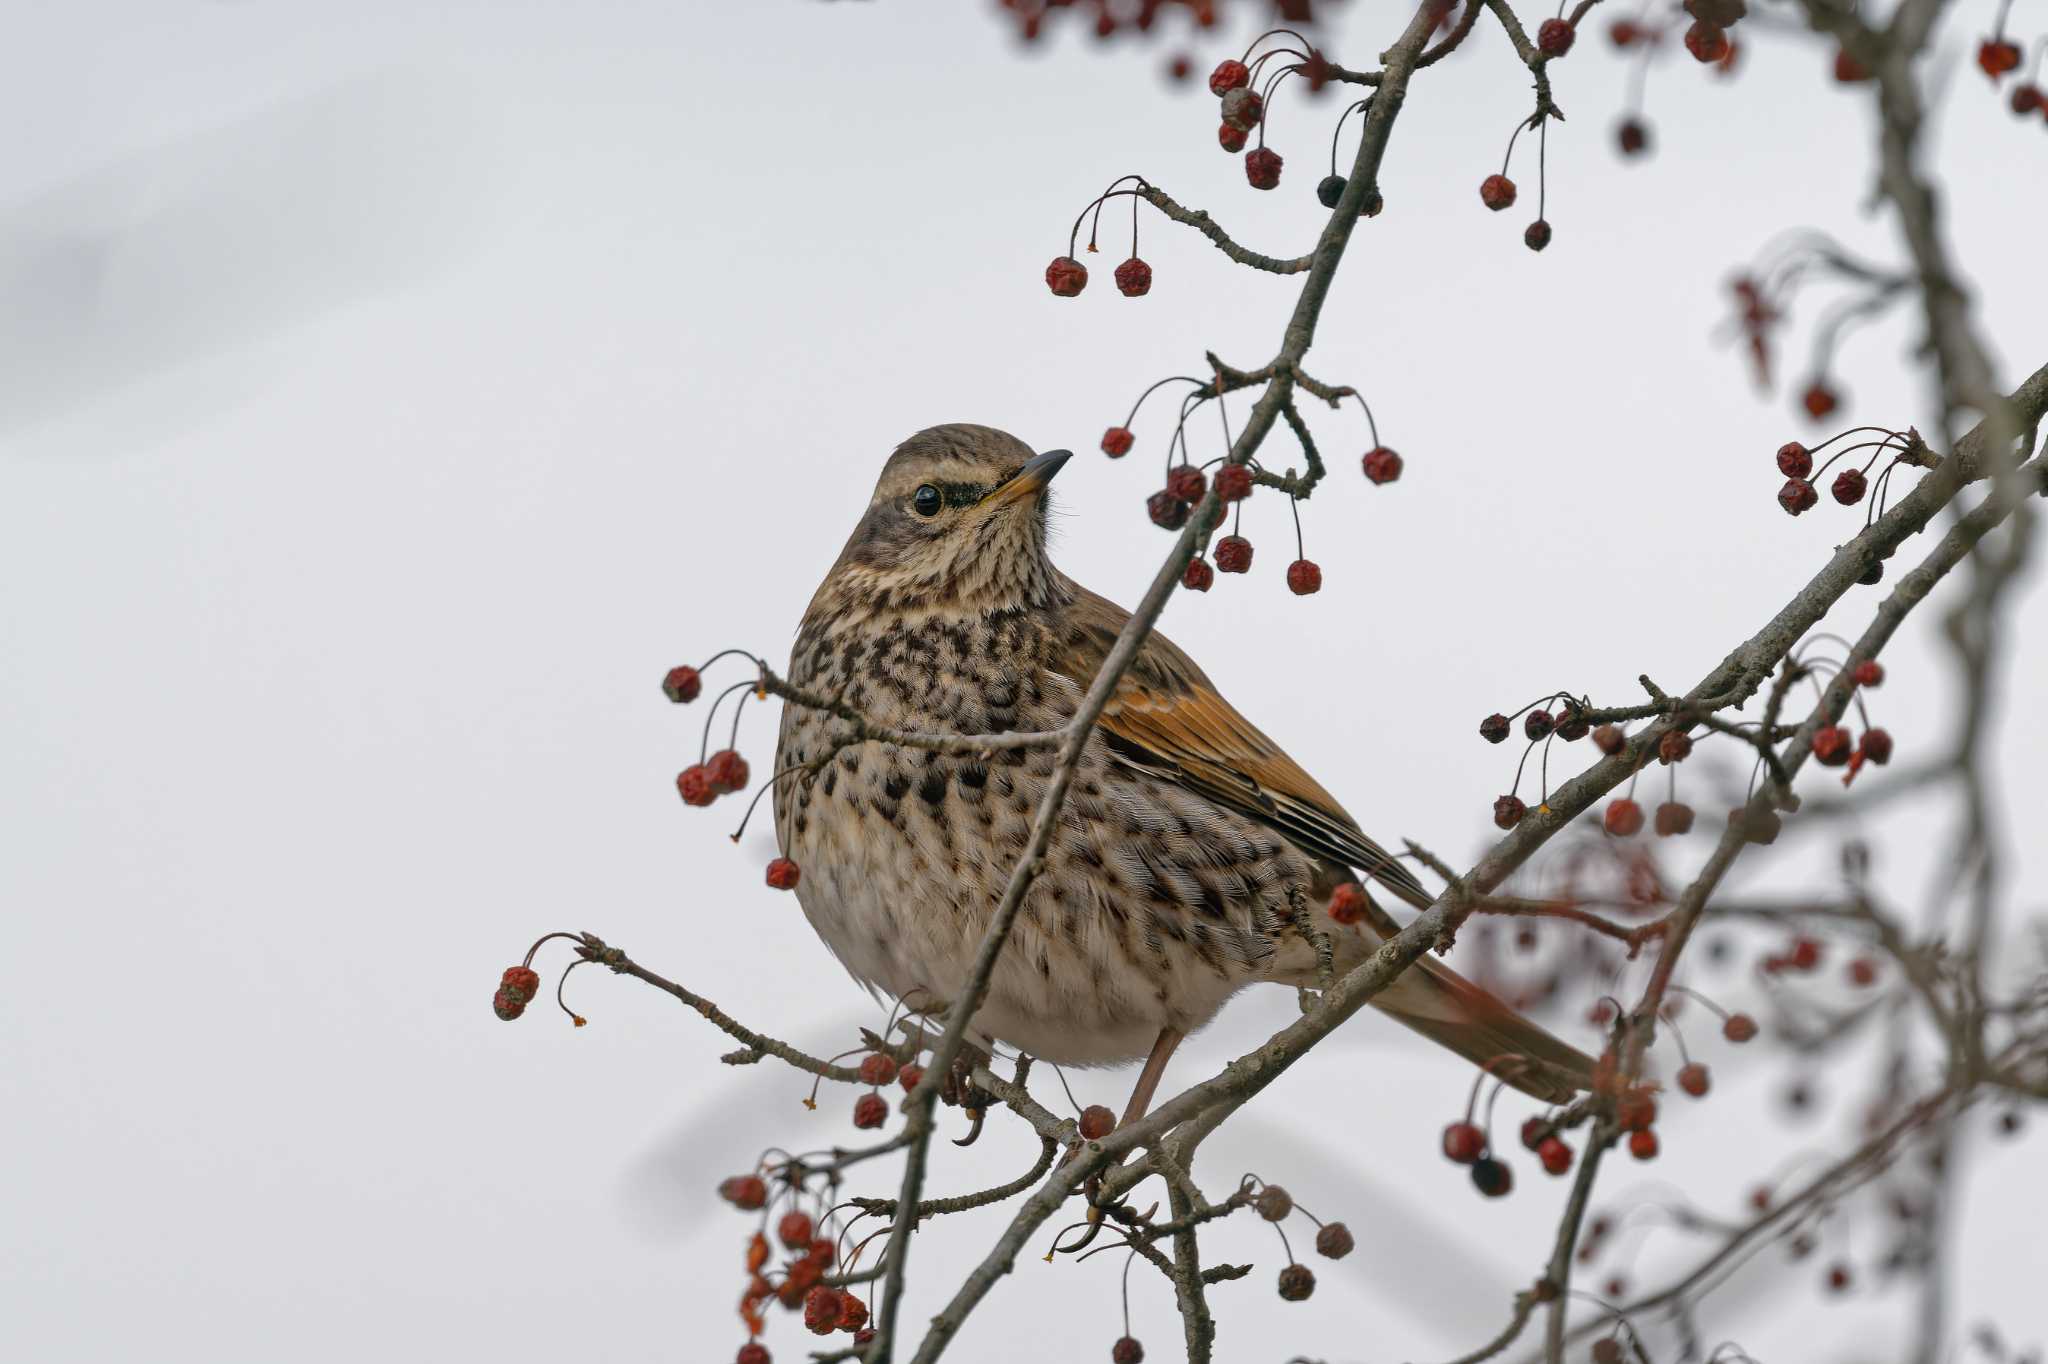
[1119,1027,1184,1131]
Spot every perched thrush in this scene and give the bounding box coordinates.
[774,425,1592,1122]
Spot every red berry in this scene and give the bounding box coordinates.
[1214,535,1253,574]
[492,986,526,1021]
[1684,19,1729,63]
[1166,464,1207,504]
[1493,794,1527,830]
[1286,559,1322,595]
[1834,48,1871,81]
[777,1211,815,1250]
[1593,724,1626,756]
[1617,1091,1657,1132]
[1209,58,1250,96]
[1101,426,1134,457]
[766,857,801,890]
[1327,883,1368,925]
[1480,713,1512,744]
[1114,256,1153,297]
[1217,123,1248,153]
[2013,83,2046,113]
[852,1093,888,1129]
[1826,1263,1852,1292]
[1627,1128,1660,1161]
[737,1345,770,1364]
[1442,1121,1485,1163]
[1538,17,1575,56]
[858,1053,898,1087]
[677,765,716,807]
[501,965,541,1001]
[1245,146,1283,190]
[1778,478,1819,515]
[1852,659,1884,687]
[1213,463,1253,501]
[1609,18,1641,45]
[1777,441,1813,478]
[1538,1136,1574,1176]
[1723,1012,1759,1042]
[1277,1262,1317,1300]
[1519,1117,1549,1151]
[1859,728,1892,764]
[1316,1222,1355,1258]
[1654,801,1696,837]
[1593,1341,1623,1364]
[1813,725,1853,767]
[1078,1104,1116,1140]
[1604,799,1645,838]
[1113,1337,1146,1364]
[1524,219,1552,251]
[706,748,750,794]
[1617,118,1651,156]
[1045,256,1089,297]
[1678,1063,1711,1097]
[897,1063,924,1093]
[1978,39,2022,78]
[1182,558,1214,593]
[1788,936,1822,971]
[1847,956,1878,986]
[719,1175,769,1210]
[1470,1156,1514,1197]
[803,1284,842,1335]
[1147,489,1191,530]
[1362,446,1403,483]
[1832,467,1867,504]
[1658,731,1693,765]
[1221,87,1264,131]
[1479,174,1517,211]
[1524,709,1555,741]
[1167,55,1192,82]
[1803,381,1839,419]
[836,1291,869,1333]
[663,665,702,703]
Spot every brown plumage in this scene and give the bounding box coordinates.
[773,424,1592,1114]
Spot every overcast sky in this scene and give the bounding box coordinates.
[2,3,2044,1362]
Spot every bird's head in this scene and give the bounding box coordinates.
[815,423,1072,616]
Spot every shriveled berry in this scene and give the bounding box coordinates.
[663,665,702,703]
[1859,728,1892,764]
[1327,883,1368,925]
[1978,39,2022,78]
[1525,709,1555,741]
[1208,58,1250,95]
[1277,1263,1316,1301]
[1147,489,1191,530]
[1316,173,1347,208]
[1101,426,1134,457]
[1113,1337,1146,1364]
[2013,83,2046,113]
[1245,146,1284,190]
[1778,478,1819,515]
[1730,806,1782,845]
[492,986,527,1021]
[1678,1063,1711,1097]
[1777,441,1813,478]
[1684,20,1729,63]
[1538,1136,1574,1176]
[1604,799,1645,838]
[1442,1121,1485,1164]
[720,1174,769,1210]
[1480,174,1517,211]
[1255,1185,1294,1221]
[736,1344,770,1364]
[1617,118,1651,156]
[897,1063,924,1093]
[836,1291,869,1333]
[1362,446,1403,484]
[1627,1128,1660,1161]
[1078,1104,1116,1141]
[1286,559,1322,595]
[1812,725,1853,766]
[766,857,801,890]
[803,1284,843,1335]
[501,965,541,1002]
[1182,558,1215,593]
[1802,381,1839,419]
[1220,87,1264,131]
[1852,660,1884,687]
[1538,18,1575,56]
[1213,463,1253,501]
[1217,123,1248,153]
[1524,219,1552,251]
[678,765,716,807]
[1481,713,1512,744]
[1166,464,1206,504]
[1616,1091,1657,1132]
[1115,257,1153,297]
[852,1093,888,1129]
[1657,731,1693,765]
[1593,724,1626,756]
[1860,559,1885,586]
[1471,1157,1513,1197]
[778,1211,815,1250]
[1045,256,1089,298]
[858,1053,898,1087]
[1214,535,1253,574]
[706,748,750,794]
[1832,467,1867,504]
[1724,1012,1760,1043]
[1315,1222,1355,1259]
[1493,794,1527,830]
[1654,801,1695,837]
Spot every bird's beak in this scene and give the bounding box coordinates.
[989,449,1072,505]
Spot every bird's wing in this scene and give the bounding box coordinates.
[1058,581,1434,913]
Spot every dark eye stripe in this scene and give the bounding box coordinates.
[939,482,986,508]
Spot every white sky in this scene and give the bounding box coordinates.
[2,3,2043,1362]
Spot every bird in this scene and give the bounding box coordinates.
[773,423,1593,1126]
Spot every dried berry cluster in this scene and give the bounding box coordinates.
[714,1172,874,1361]
[662,654,804,889]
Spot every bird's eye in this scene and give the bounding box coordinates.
[912,484,942,517]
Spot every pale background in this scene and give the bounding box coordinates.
[1,2,2043,1361]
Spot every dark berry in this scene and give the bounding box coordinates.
[1538,18,1575,56]
[1101,426,1134,457]
[1245,146,1283,190]
[1315,1222,1355,1259]
[1593,724,1626,756]
[1209,58,1250,95]
[1859,728,1892,764]
[1286,559,1323,595]
[1860,559,1885,586]
[1114,257,1153,297]
[1362,446,1403,484]
[1254,1185,1294,1221]
[1277,1263,1316,1301]
[1684,20,1729,63]
[766,857,801,890]
[1480,713,1512,744]
[663,665,702,703]
[1779,478,1819,515]
[1317,173,1347,208]
[1525,709,1555,741]
[1166,464,1206,504]
[2013,83,2046,113]
[1045,256,1088,298]
[1442,1121,1485,1163]
[1524,219,1552,251]
[1214,535,1253,573]
[492,986,526,1021]
[852,1093,888,1129]
[1730,806,1782,845]
[1593,1340,1622,1364]
[1213,463,1253,501]
[1847,956,1878,987]
[1078,1104,1116,1141]
[1147,489,1191,530]
[1617,118,1651,156]
[1604,799,1645,838]
[1480,174,1517,211]
[1493,794,1527,830]
[1657,731,1693,764]
[1182,558,1214,593]
[1812,725,1853,766]
[1803,381,1839,419]
[1218,123,1248,153]
[1112,1337,1146,1364]
[1832,467,1867,504]
[1777,441,1812,478]
[1654,801,1695,837]
[1471,1156,1513,1197]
